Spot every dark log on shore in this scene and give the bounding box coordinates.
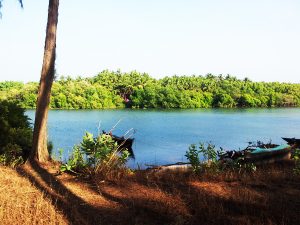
[146,162,192,172]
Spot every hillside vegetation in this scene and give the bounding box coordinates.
[1,70,300,109]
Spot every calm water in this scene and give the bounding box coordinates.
[26,108,300,168]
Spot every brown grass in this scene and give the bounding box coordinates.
[1,161,300,225]
[0,166,67,225]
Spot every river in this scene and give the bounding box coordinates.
[25,108,300,168]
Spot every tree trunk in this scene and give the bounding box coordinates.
[31,0,59,162]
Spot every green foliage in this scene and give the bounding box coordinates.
[213,93,235,108]
[293,149,300,161]
[199,142,217,163]
[185,144,201,173]
[292,149,300,175]
[60,146,86,173]
[0,101,32,166]
[1,71,300,109]
[185,142,218,173]
[0,144,24,167]
[223,159,257,173]
[60,132,130,177]
[186,141,258,174]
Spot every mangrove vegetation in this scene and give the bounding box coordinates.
[1,70,300,109]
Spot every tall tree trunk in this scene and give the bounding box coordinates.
[31,0,59,162]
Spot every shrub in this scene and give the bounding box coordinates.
[185,142,219,174]
[185,144,201,173]
[292,148,300,175]
[61,132,130,179]
[0,101,32,166]
[223,159,257,173]
[186,142,257,174]
[199,142,217,163]
[0,144,24,167]
[60,146,86,174]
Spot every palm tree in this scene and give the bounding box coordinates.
[0,0,23,17]
[1,1,59,162]
[31,0,59,162]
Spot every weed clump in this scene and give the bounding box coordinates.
[185,142,225,174]
[61,132,130,180]
[185,142,257,175]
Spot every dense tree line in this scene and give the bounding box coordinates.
[1,70,300,109]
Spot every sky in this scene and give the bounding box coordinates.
[0,0,299,83]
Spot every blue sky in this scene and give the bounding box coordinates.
[0,0,299,83]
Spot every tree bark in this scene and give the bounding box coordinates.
[31,0,59,162]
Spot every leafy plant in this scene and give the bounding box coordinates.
[185,142,219,173]
[293,149,300,160]
[220,157,257,173]
[292,149,300,175]
[0,144,24,167]
[186,142,258,174]
[234,161,256,173]
[60,132,130,178]
[60,146,86,173]
[0,101,32,166]
[185,144,201,173]
[199,142,217,163]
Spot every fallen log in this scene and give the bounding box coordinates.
[146,162,192,172]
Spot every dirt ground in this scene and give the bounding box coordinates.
[1,161,300,225]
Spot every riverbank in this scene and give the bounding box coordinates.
[1,161,300,225]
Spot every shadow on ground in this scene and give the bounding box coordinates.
[17,161,300,225]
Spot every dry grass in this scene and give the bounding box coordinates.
[1,161,300,225]
[0,166,67,225]
[135,162,300,225]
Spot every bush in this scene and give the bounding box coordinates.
[222,159,257,173]
[185,142,219,174]
[61,132,130,179]
[185,144,201,173]
[0,101,32,166]
[0,144,24,167]
[186,142,257,174]
[292,148,300,175]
